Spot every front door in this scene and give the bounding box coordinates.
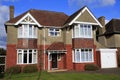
[52,54,57,68]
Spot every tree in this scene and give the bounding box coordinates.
[0,48,6,55]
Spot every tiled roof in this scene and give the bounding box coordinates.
[6,6,88,27]
[65,6,86,24]
[6,9,69,27]
[47,42,66,51]
[105,19,120,35]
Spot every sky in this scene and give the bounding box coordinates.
[0,0,120,49]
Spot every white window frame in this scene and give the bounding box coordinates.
[17,49,37,64]
[18,24,37,38]
[74,24,92,38]
[73,49,94,63]
[48,28,61,37]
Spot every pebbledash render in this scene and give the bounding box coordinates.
[5,6,117,71]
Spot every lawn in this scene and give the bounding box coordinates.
[4,71,120,80]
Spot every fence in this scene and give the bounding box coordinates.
[0,55,6,73]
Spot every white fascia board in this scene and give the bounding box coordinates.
[68,7,103,28]
[15,12,42,27]
[74,21,98,25]
[97,49,117,52]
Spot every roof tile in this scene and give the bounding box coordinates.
[47,42,66,50]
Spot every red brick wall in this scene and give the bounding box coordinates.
[6,44,17,69]
[6,44,98,71]
[72,38,94,48]
[73,45,97,71]
[17,39,37,49]
[73,63,94,71]
[66,44,73,70]
[96,51,101,68]
[58,54,66,69]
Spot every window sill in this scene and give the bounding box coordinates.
[17,63,37,65]
[18,37,37,39]
[73,61,94,63]
[72,37,93,39]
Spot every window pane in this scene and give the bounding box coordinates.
[76,50,80,62]
[18,26,22,37]
[88,49,92,61]
[81,49,84,62]
[34,27,37,38]
[49,28,54,31]
[24,53,27,63]
[84,25,87,36]
[33,53,37,63]
[55,29,59,31]
[29,53,32,63]
[50,32,55,36]
[18,53,22,63]
[74,25,79,37]
[24,25,28,37]
[80,24,84,37]
[88,25,92,37]
[29,25,32,37]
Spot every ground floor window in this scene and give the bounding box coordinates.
[73,49,94,63]
[17,49,37,64]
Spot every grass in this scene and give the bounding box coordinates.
[3,71,120,80]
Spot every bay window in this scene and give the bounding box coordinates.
[17,49,37,64]
[18,24,37,38]
[74,49,93,63]
[74,24,92,38]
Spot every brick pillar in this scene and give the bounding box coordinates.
[66,44,73,70]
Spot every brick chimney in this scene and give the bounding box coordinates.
[98,16,105,27]
[9,6,14,19]
[98,16,105,34]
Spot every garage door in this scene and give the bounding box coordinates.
[101,50,117,68]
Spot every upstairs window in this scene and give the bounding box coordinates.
[18,24,37,38]
[48,28,61,37]
[74,24,92,38]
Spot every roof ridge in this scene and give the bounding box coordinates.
[28,9,68,15]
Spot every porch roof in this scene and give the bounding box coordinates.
[47,42,66,53]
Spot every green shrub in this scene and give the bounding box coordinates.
[22,65,38,73]
[6,65,21,74]
[84,64,99,71]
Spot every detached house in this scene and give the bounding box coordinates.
[5,6,118,71]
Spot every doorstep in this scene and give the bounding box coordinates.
[47,69,67,72]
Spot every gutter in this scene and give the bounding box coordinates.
[43,26,46,70]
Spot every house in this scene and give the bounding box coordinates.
[96,18,118,68]
[5,6,118,71]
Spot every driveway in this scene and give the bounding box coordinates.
[83,68,120,75]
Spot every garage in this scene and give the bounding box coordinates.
[97,49,117,68]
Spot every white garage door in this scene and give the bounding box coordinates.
[100,50,117,68]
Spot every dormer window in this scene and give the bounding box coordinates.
[18,24,37,38]
[48,28,61,37]
[74,24,92,38]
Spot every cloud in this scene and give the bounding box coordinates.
[101,0,116,6]
[0,5,9,49]
[68,0,116,8]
